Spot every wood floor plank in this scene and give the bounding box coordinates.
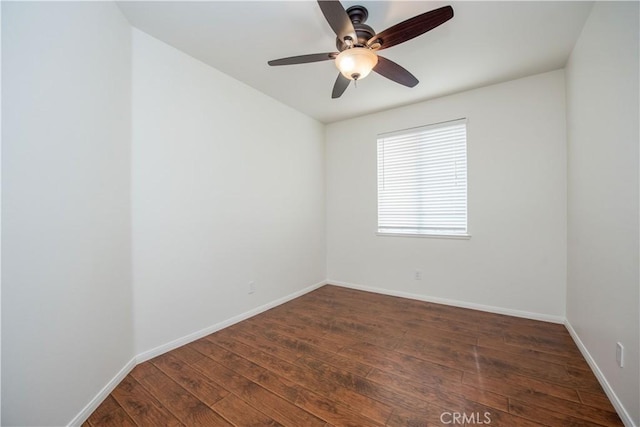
[131,362,233,426]
[396,335,587,389]
[476,335,591,371]
[340,340,463,386]
[461,404,548,427]
[294,386,386,427]
[509,391,623,425]
[566,365,609,393]
[264,310,357,345]
[150,352,229,406]
[509,399,608,427]
[171,344,208,365]
[86,285,623,427]
[386,402,546,427]
[292,298,412,336]
[188,337,303,404]
[297,352,528,427]
[366,362,495,413]
[503,330,583,355]
[458,382,511,413]
[88,395,119,418]
[578,390,619,412]
[130,362,160,382]
[264,309,363,351]
[386,404,459,427]
[212,394,282,427]
[295,354,459,415]
[189,353,326,427]
[210,332,394,425]
[240,317,373,377]
[111,376,184,427]
[462,370,581,404]
[87,395,137,427]
[193,336,385,427]
[401,319,480,346]
[267,304,403,350]
[215,327,300,364]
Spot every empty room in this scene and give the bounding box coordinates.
[2,1,639,426]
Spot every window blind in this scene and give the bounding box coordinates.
[377,118,467,236]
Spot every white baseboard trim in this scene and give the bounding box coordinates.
[328,280,566,324]
[67,356,137,426]
[564,320,636,427]
[135,280,327,363]
[69,280,326,426]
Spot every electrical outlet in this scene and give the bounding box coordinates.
[616,342,624,368]
[248,281,256,294]
[414,269,422,280]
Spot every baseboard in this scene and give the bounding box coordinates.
[67,356,137,426]
[328,280,635,425]
[69,280,326,426]
[564,320,637,427]
[135,279,327,363]
[328,280,565,324]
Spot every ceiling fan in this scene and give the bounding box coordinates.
[267,1,454,99]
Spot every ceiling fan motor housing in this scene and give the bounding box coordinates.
[335,5,377,51]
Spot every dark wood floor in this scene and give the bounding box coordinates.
[85,285,623,426]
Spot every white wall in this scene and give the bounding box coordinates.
[2,2,636,426]
[326,70,567,319]
[131,30,326,356]
[2,2,134,425]
[565,2,640,425]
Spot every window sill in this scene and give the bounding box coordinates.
[376,232,471,240]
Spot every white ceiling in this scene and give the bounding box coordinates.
[117,1,593,123]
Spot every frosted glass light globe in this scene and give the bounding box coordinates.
[335,47,378,81]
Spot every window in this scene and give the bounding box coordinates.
[377,118,468,237]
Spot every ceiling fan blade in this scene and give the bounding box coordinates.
[368,5,453,51]
[268,52,338,66]
[374,56,419,88]
[332,73,350,98]
[318,0,357,44]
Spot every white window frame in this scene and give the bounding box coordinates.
[377,118,470,239]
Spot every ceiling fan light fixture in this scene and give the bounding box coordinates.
[335,47,378,81]
[268,2,454,97]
